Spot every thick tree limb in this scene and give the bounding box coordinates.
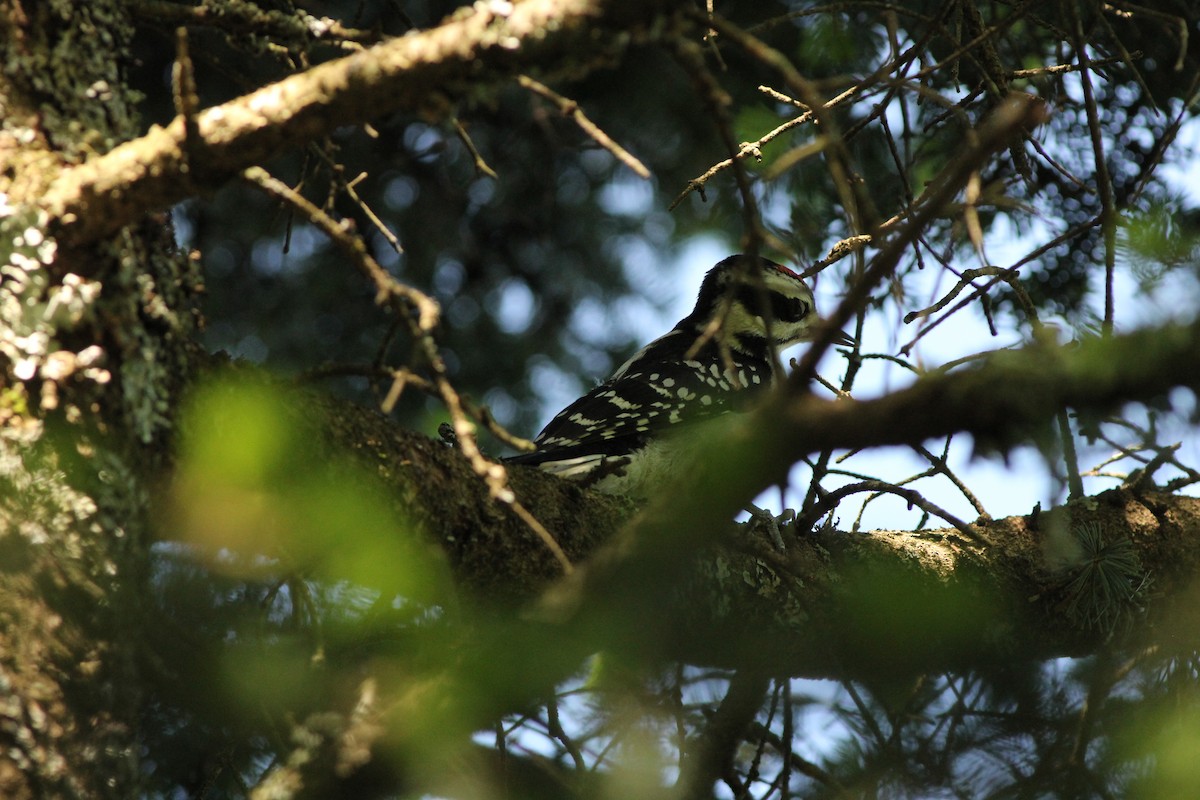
[504,317,1195,677]
[344,316,1200,674]
[39,0,675,252]
[289,325,1200,799]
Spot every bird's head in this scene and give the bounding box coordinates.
[688,255,853,352]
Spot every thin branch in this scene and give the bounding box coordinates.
[171,26,200,175]
[798,235,874,280]
[798,479,980,540]
[343,171,405,256]
[669,35,774,376]
[1106,1,1189,71]
[517,76,650,179]
[913,443,990,519]
[908,270,1084,500]
[903,266,1025,324]
[668,80,868,211]
[1069,4,1117,338]
[452,117,499,180]
[545,697,587,771]
[1010,54,1134,80]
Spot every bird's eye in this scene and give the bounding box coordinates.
[772,295,809,322]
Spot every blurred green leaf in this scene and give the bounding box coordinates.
[1119,200,1200,289]
[1119,697,1200,799]
[838,560,1001,680]
[172,376,447,603]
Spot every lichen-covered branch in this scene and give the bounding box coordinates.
[38,0,676,252]
[443,316,1200,672]
[292,310,1200,676]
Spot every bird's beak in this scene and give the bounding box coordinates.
[831,328,856,347]
[808,321,855,347]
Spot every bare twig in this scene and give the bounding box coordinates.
[800,479,981,540]
[1070,4,1117,338]
[668,80,867,211]
[903,266,1028,324]
[669,36,773,376]
[800,235,874,280]
[1107,1,1189,71]
[904,262,1084,499]
[688,10,872,229]
[1011,55,1133,80]
[518,75,650,179]
[172,27,200,180]
[913,442,990,519]
[343,172,405,256]
[677,672,770,800]
[452,117,499,180]
[302,146,405,257]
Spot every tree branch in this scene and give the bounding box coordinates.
[490,316,1200,673]
[39,0,676,253]
[290,312,1200,677]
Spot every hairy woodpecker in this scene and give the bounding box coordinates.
[507,255,852,496]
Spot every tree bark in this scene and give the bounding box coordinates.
[321,358,1200,677]
[0,2,200,796]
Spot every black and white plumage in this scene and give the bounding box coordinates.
[507,255,852,496]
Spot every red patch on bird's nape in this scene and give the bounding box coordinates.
[767,260,802,279]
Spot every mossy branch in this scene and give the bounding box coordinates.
[314,316,1200,674]
[37,0,676,253]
